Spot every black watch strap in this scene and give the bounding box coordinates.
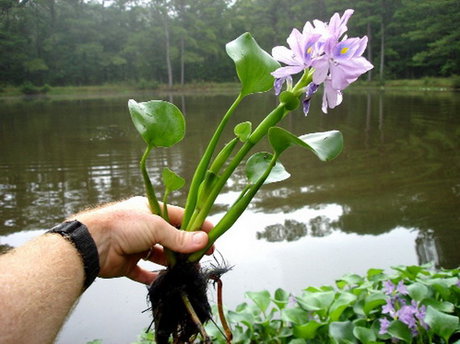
[48,220,100,289]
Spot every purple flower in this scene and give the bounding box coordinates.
[321,78,342,113]
[271,29,321,80]
[396,281,409,295]
[379,317,390,335]
[397,304,417,331]
[312,36,373,91]
[274,75,292,95]
[302,82,319,115]
[382,299,396,317]
[383,280,396,295]
[271,9,373,114]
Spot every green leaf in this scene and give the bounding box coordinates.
[422,299,455,313]
[234,121,252,142]
[329,292,357,321]
[128,99,185,148]
[336,274,365,289]
[162,167,185,192]
[226,32,280,97]
[366,268,386,282]
[297,290,335,313]
[268,127,343,161]
[363,292,387,315]
[245,152,290,184]
[288,339,307,344]
[246,290,271,313]
[407,282,430,302]
[387,320,412,343]
[293,321,324,340]
[281,308,309,325]
[352,326,376,344]
[329,321,356,344]
[272,288,290,310]
[424,305,459,342]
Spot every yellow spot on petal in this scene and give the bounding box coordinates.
[307,47,313,54]
[340,47,349,55]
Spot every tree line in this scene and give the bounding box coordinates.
[0,0,458,87]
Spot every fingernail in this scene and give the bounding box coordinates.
[192,231,207,245]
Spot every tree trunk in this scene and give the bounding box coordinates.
[379,20,385,82]
[367,21,372,81]
[180,35,185,86]
[162,10,173,88]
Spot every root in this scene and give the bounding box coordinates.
[148,260,211,344]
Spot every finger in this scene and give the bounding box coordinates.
[127,265,159,285]
[154,226,208,254]
[166,204,215,233]
[143,245,169,266]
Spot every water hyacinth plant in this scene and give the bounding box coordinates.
[128,9,373,344]
[202,265,460,343]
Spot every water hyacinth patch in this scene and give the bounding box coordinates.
[128,9,371,343]
[201,265,459,344]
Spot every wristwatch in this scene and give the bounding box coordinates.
[48,220,100,289]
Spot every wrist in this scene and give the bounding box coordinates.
[48,221,100,289]
[70,213,111,274]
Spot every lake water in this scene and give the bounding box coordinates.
[1,89,459,343]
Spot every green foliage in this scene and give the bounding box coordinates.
[269,127,344,161]
[204,265,460,343]
[1,0,460,86]
[19,82,51,95]
[225,32,280,97]
[245,152,290,185]
[128,99,185,148]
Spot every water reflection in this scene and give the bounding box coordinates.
[1,91,459,265]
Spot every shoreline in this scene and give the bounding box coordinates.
[0,78,458,100]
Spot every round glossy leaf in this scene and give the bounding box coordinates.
[245,290,271,313]
[226,32,280,97]
[234,121,252,142]
[245,152,290,185]
[387,320,412,343]
[128,99,185,147]
[162,167,185,192]
[269,127,343,161]
[328,321,356,344]
[424,305,459,342]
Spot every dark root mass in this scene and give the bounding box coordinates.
[148,259,212,344]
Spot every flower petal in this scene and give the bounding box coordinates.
[272,46,298,65]
[271,65,305,78]
[312,58,329,85]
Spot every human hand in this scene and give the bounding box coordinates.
[71,196,213,285]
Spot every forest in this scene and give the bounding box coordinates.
[0,0,459,87]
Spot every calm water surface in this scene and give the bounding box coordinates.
[1,90,459,343]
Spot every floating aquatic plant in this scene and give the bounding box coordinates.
[128,9,372,343]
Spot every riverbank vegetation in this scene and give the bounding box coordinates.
[1,0,459,90]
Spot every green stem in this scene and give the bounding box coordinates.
[187,103,288,233]
[162,190,170,223]
[140,145,161,215]
[188,153,279,262]
[291,68,314,95]
[141,146,176,265]
[182,93,244,230]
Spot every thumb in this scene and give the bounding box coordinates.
[155,226,209,254]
